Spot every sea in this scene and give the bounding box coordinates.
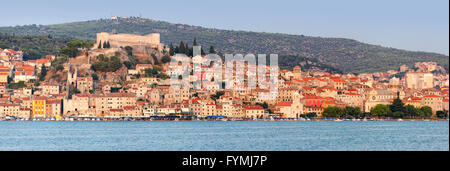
[0,121,448,151]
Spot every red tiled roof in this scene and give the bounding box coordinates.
[331,78,346,83]
[75,94,90,97]
[243,105,264,110]
[46,100,61,104]
[33,96,47,100]
[123,106,137,110]
[110,109,124,112]
[345,93,361,96]
[424,95,441,98]
[276,101,293,107]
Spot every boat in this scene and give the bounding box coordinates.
[397,119,404,122]
[334,119,343,122]
[362,118,368,122]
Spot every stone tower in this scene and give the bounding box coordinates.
[292,91,304,117]
[66,65,78,97]
[293,65,302,80]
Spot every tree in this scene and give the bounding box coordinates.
[392,111,405,118]
[301,113,317,119]
[420,106,433,118]
[151,53,160,65]
[256,102,269,109]
[211,91,225,101]
[436,111,447,119]
[98,40,102,49]
[323,106,343,118]
[39,64,48,81]
[103,41,107,49]
[161,55,171,63]
[179,41,185,54]
[390,97,405,113]
[123,61,133,69]
[404,105,417,118]
[185,43,190,56]
[91,72,99,80]
[124,46,133,56]
[344,106,362,118]
[169,43,175,56]
[144,67,162,77]
[370,104,391,118]
[209,46,216,54]
[92,55,122,72]
[193,38,198,46]
[8,81,27,89]
[7,76,12,84]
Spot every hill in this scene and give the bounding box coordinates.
[0,17,448,73]
[0,33,71,60]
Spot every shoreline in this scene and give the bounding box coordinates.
[1,118,448,122]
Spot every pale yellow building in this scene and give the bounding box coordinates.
[406,71,434,89]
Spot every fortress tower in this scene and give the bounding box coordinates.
[293,65,302,80]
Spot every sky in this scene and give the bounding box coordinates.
[1,0,448,55]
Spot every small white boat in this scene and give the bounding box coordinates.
[334,119,343,122]
[397,119,404,122]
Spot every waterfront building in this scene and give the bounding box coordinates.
[243,105,265,118]
[0,103,20,117]
[32,96,47,118]
[422,95,443,114]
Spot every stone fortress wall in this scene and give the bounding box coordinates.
[95,32,164,55]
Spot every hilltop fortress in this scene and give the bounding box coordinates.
[95,32,164,57]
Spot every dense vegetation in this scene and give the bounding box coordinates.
[0,33,70,60]
[0,17,448,73]
[92,54,122,72]
[59,40,94,57]
[143,67,169,79]
[278,55,342,73]
[322,96,448,119]
[7,81,27,89]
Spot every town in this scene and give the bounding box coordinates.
[0,31,448,121]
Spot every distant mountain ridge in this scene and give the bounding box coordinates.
[0,17,448,73]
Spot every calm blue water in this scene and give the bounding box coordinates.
[0,121,448,151]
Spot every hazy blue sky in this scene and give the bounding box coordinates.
[1,0,448,55]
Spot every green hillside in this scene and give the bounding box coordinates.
[0,33,70,60]
[0,17,448,73]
